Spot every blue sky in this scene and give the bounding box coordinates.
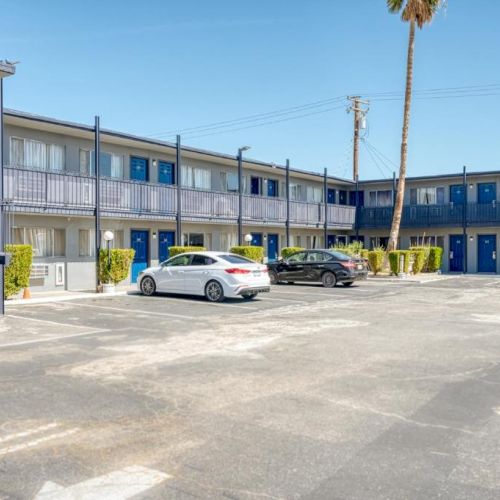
[2,0,499,180]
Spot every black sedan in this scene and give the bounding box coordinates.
[267,249,368,287]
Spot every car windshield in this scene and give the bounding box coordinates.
[218,254,255,264]
[327,251,351,261]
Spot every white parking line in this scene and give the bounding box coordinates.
[270,289,345,298]
[7,314,99,330]
[258,296,306,303]
[0,423,59,444]
[0,428,80,457]
[64,301,199,318]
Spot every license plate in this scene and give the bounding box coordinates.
[357,264,364,270]
[252,270,261,276]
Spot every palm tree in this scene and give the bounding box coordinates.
[386,0,443,251]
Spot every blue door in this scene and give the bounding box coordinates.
[449,235,464,272]
[478,183,496,204]
[158,161,174,185]
[267,234,278,262]
[130,156,148,182]
[327,235,336,248]
[478,235,496,273]
[251,233,263,246]
[327,189,336,204]
[131,230,149,282]
[267,179,278,197]
[159,231,175,263]
[450,185,465,204]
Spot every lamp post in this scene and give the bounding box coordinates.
[237,146,251,246]
[103,230,114,271]
[244,234,253,246]
[0,61,16,316]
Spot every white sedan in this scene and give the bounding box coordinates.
[138,251,271,302]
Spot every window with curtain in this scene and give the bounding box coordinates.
[181,166,211,190]
[220,232,237,251]
[25,139,47,170]
[79,229,125,257]
[410,187,445,205]
[306,186,323,203]
[11,138,65,172]
[48,144,65,172]
[80,150,124,178]
[369,190,392,207]
[289,183,302,201]
[13,227,66,257]
[10,138,24,166]
[80,149,91,175]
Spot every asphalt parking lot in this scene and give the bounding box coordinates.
[1,276,500,499]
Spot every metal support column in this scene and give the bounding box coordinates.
[323,168,328,248]
[463,165,468,273]
[238,149,243,246]
[176,135,182,245]
[355,175,360,240]
[0,79,4,313]
[94,116,101,291]
[285,159,290,247]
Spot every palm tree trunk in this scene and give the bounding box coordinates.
[387,19,416,252]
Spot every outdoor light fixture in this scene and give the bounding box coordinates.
[103,231,114,269]
[469,184,474,189]
[469,235,474,242]
[153,159,157,168]
[244,234,253,245]
[238,146,251,153]
[152,231,157,240]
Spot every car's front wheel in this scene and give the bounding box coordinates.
[205,280,225,302]
[322,271,337,288]
[140,276,156,296]
[268,270,279,285]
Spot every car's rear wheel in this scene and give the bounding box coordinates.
[343,281,354,287]
[205,280,225,302]
[269,270,279,285]
[140,276,156,296]
[242,292,257,300]
[322,271,337,288]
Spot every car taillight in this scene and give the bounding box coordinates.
[262,266,269,273]
[225,268,251,274]
[341,261,357,270]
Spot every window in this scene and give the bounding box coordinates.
[220,233,237,251]
[80,150,124,178]
[289,183,302,201]
[181,165,211,190]
[288,251,307,263]
[166,255,191,266]
[369,190,392,207]
[79,229,124,257]
[251,176,261,195]
[306,252,328,262]
[306,186,323,203]
[410,187,445,205]
[410,235,445,248]
[182,233,204,246]
[191,255,215,266]
[328,251,350,261]
[13,227,65,257]
[219,254,254,264]
[11,138,65,172]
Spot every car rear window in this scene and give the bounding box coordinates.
[218,254,255,264]
[327,251,351,261]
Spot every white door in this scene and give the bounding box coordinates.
[156,254,190,293]
[183,254,216,295]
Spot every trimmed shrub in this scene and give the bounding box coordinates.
[99,248,135,285]
[410,249,426,274]
[367,248,385,275]
[360,249,369,260]
[388,250,410,275]
[409,246,431,271]
[5,244,33,299]
[330,241,364,257]
[428,246,444,272]
[168,246,206,258]
[281,247,305,259]
[229,245,264,263]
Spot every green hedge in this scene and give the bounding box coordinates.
[5,244,33,299]
[168,246,206,258]
[281,247,305,259]
[367,249,385,275]
[411,249,426,274]
[331,241,364,257]
[360,249,369,259]
[229,246,264,263]
[428,246,444,272]
[99,248,135,285]
[388,250,410,275]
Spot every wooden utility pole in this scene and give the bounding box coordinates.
[347,96,369,181]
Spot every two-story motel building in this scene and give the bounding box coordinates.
[3,109,499,291]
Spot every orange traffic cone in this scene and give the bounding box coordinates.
[23,287,31,300]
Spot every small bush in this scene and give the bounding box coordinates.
[99,248,135,285]
[5,244,33,299]
[360,249,369,260]
[388,250,410,275]
[330,241,364,257]
[281,247,305,259]
[411,249,426,274]
[229,246,264,263]
[168,246,206,258]
[428,246,444,272]
[368,248,385,275]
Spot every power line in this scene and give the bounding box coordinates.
[363,139,399,170]
[362,140,393,178]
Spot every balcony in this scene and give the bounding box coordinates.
[358,203,500,229]
[3,166,355,228]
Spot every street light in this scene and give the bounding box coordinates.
[0,61,16,316]
[103,230,114,272]
[237,146,251,246]
[244,234,253,246]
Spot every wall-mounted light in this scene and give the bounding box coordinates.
[153,159,158,168]
[469,184,474,189]
[469,235,474,242]
[152,231,157,240]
